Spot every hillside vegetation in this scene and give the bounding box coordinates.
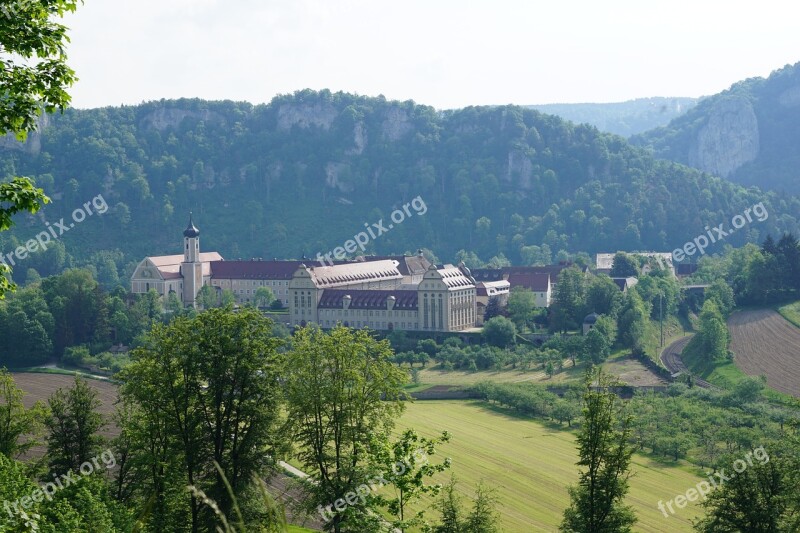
[2,91,800,286]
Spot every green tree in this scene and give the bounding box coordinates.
[0,0,80,298]
[41,269,104,355]
[373,429,452,532]
[221,288,236,307]
[609,252,640,278]
[120,307,286,532]
[705,279,735,316]
[696,300,729,361]
[482,316,517,348]
[507,287,537,330]
[592,315,617,347]
[552,399,580,427]
[483,296,506,322]
[561,369,636,533]
[0,368,46,458]
[465,481,500,533]
[45,376,105,472]
[416,338,439,358]
[583,328,611,364]
[617,290,649,354]
[0,453,131,532]
[585,275,623,317]
[434,476,464,533]
[551,267,587,333]
[197,285,218,309]
[634,274,680,320]
[254,286,275,308]
[165,291,183,314]
[286,326,406,533]
[694,444,799,532]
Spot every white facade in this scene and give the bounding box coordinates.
[289,262,478,332]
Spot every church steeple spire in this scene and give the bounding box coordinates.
[183,212,200,238]
[181,212,202,307]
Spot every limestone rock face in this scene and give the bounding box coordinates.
[0,114,48,155]
[325,162,352,193]
[381,107,413,141]
[347,121,367,155]
[688,96,759,178]
[506,149,533,189]
[276,102,337,131]
[141,108,224,131]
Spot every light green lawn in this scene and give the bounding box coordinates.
[397,400,705,533]
[777,300,800,328]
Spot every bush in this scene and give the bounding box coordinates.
[62,345,90,367]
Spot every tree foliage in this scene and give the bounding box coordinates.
[482,316,517,348]
[609,252,639,278]
[119,307,286,532]
[285,325,406,533]
[561,369,636,533]
[0,0,81,297]
[0,368,46,458]
[45,376,105,472]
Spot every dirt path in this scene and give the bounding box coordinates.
[728,309,800,397]
[660,336,713,389]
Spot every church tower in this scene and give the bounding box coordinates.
[180,213,202,307]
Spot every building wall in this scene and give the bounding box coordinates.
[317,306,420,330]
[534,287,552,308]
[288,266,477,332]
[210,278,292,305]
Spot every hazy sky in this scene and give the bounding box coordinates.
[63,0,799,110]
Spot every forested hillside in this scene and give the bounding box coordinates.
[2,90,799,284]
[632,62,800,192]
[530,97,697,137]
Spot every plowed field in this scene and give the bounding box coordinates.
[728,310,800,397]
[10,372,120,458]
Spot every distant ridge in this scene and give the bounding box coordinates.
[632,62,800,193]
[529,97,698,137]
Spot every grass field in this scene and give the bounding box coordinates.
[397,400,704,533]
[777,300,800,328]
[411,352,665,390]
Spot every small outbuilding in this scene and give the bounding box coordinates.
[583,312,599,335]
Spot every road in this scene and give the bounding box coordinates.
[660,336,714,389]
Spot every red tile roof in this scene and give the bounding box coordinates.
[210,260,305,280]
[506,273,551,292]
[472,264,578,283]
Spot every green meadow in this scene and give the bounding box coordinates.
[397,400,706,532]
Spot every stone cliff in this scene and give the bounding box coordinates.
[687,96,760,178]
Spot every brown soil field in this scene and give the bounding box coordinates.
[10,372,120,458]
[728,310,800,397]
[9,372,320,528]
